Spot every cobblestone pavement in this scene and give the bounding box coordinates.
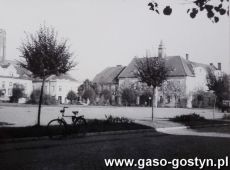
[0,131,230,170]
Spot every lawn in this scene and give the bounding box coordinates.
[170,113,230,134]
[0,119,152,140]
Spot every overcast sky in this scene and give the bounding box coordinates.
[0,0,229,82]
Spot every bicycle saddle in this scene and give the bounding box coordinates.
[72,111,79,115]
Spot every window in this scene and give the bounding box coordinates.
[52,86,55,92]
[8,89,12,96]
[9,82,12,86]
[59,86,62,92]
[2,81,5,89]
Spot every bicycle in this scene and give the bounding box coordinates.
[47,107,87,139]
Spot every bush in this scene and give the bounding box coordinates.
[192,90,215,108]
[140,90,152,106]
[67,90,77,104]
[171,113,206,122]
[82,87,96,104]
[223,114,230,120]
[121,88,136,106]
[105,115,132,124]
[10,84,25,103]
[28,89,57,105]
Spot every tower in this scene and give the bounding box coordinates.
[158,40,166,58]
[0,29,6,62]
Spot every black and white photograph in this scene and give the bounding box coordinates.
[0,0,229,169]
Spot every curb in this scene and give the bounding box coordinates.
[0,128,156,144]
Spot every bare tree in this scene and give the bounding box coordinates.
[135,57,169,120]
[19,24,76,126]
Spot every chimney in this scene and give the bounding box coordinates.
[218,62,221,70]
[185,53,189,60]
[0,29,6,62]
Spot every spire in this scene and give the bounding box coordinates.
[158,40,166,58]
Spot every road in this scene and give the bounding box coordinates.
[0,131,230,170]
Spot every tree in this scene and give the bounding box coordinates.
[19,24,75,126]
[82,87,96,104]
[29,89,56,105]
[121,88,136,106]
[148,0,229,23]
[78,79,99,96]
[135,57,170,120]
[67,90,77,104]
[10,84,25,103]
[162,80,186,107]
[206,70,230,107]
[101,89,112,104]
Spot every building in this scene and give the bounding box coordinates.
[0,60,33,102]
[93,65,125,104]
[33,74,80,104]
[0,29,80,104]
[93,41,222,108]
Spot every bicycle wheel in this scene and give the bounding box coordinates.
[73,117,87,137]
[47,119,66,139]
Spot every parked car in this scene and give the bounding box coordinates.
[221,100,230,113]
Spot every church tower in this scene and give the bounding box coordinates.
[0,29,6,62]
[158,40,166,58]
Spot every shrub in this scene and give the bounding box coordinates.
[105,115,132,124]
[121,88,136,106]
[82,87,96,104]
[67,90,77,104]
[171,113,206,122]
[28,89,57,105]
[10,84,25,103]
[223,114,230,120]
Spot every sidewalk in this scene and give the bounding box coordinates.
[135,119,230,138]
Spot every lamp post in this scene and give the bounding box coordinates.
[149,96,154,121]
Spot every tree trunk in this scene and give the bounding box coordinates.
[37,78,45,126]
[151,87,158,121]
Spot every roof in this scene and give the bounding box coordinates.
[0,60,32,79]
[118,56,213,78]
[93,65,125,84]
[33,74,78,82]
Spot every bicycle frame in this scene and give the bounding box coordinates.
[59,107,85,126]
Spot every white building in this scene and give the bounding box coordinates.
[0,61,33,101]
[33,74,80,104]
[94,41,223,108]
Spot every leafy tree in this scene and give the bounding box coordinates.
[67,90,77,104]
[206,70,230,107]
[82,87,96,104]
[10,84,25,103]
[19,24,75,126]
[121,88,136,106]
[29,89,57,105]
[135,57,169,120]
[140,90,153,106]
[148,0,229,23]
[162,80,186,107]
[78,79,99,96]
[101,89,112,104]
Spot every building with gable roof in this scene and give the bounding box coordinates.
[33,74,80,104]
[0,60,33,102]
[93,65,125,104]
[93,42,222,107]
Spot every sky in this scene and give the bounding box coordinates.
[0,0,229,82]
